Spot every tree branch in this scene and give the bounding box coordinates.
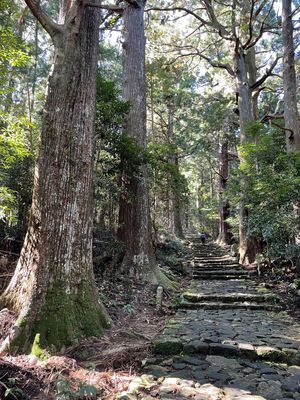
[124,0,141,7]
[83,0,124,12]
[199,53,235,76]
[244,0,275,49]
[24,0,62,38]
[145,6,213,28]
[244,0,255,48]
[251,56,280,89]
[201,0,233,40]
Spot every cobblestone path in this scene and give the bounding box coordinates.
[119,239,300,400]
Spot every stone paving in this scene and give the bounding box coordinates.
[118,239,300,400]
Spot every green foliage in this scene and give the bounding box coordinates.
[122,303,135,315]
[95,72,159,228]
[289,279,300,290]
[56,378,100,400]
[0,378,25,400]
[94,72,128,225]
[0,113,32,164]
[0,1,30,96]
[229,125,300,259]
[0,113,34,229]
[0,187,18,225]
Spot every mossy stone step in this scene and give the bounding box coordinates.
[152,337,299,365]
[182,292,280,303]
[177,300,282,311]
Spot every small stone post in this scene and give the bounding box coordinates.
[156,285,163,312]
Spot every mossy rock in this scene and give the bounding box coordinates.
[153,337,183,355]
[256,346,285,362]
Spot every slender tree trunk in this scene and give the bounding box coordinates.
[282,0,300,152]
[166,102,184,238]
[1,3,110,354]
[217,141,232,245]
[172,155,184,238]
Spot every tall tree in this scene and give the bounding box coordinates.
[117,0,174,286]
[117,0,156,281]
[0,0,111,353]
[282,0,300,152]
[217,140,232,245]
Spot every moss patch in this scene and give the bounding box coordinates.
[153,337,183,355]
[31,333,49,361]
[9,279,111,354]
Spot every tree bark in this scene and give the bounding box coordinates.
[118,0,171,286]
[1,2,110,354]
[166,101,184,238]
[217,141,232,245]
[171,155,184,238]
[234,48,257,264]
[282,0,300,152]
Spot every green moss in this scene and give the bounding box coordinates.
[153,337,183,355]
[8,279,111,354]
[31,333,50,360]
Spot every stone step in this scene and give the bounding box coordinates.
[193,269,244,275]
[182,292,280,303]
[177,300,282,311]
[152,337,300,365]
[193,269,245,275]
[194,269,246,274]
[193,270,248,279]
[194,253,228,255]
[194,256,228,260]
[194,275,249,280]
[194,275,249,281]
[193,264,242,270]
[194,259,238,265]
[193,248,224,252]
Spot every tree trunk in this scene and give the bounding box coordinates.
[234,48,256,264]
[217,141,232,245]
[118,0,170,286]
[1,3,110,354]
[172,155,184,238]
[166,101,184,238]
[282,0,300,152]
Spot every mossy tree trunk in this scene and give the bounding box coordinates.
[0,1,110,354]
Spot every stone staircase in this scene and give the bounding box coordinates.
[142,238,300,400]
[181,242,281,311]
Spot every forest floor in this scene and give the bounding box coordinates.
[0,237,300,399]
[0,233,190,399]
[0,277,186,400]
